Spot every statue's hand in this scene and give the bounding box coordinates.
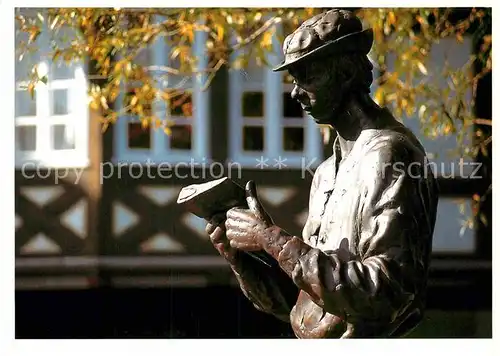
[206,212,237,263]
[226,181,274,252]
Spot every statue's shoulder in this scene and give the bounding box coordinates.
[360,127,427,163]
[313,151,338,179]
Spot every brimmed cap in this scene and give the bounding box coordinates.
[273,9,373,72]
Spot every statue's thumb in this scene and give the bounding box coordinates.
[245,180,265,219]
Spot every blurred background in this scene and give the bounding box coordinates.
[14,7,492,338]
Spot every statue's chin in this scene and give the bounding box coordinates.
[310,111,335,125]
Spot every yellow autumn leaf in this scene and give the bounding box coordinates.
[50,15,59,30]
[405,105,414,117]
[89,99,99,110]
[27,82,35,99]
[386,93,397,102]
[101,122,109,133]
[100,96,109,110]
[171,47,181,60]
[418,105,426,120]
[388,11,396,25]
[443,123,452,135]
[417,61,428,75]
[261,31,273,48]
[164,126,172,136]
[374,86,384,105]
[109,87,119,102]
[216,24,224,42]
[154,118,162,129]
[184,24,194,43]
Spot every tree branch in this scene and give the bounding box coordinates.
[230,15,281,53]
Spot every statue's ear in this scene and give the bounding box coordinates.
[339,63,357,92]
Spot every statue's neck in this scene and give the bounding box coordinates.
[331,93,384,158]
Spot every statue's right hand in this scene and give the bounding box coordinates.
[206,212,237,262]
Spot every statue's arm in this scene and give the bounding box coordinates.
[207,214,299,322]
[221,170,323,322]
[258,144,437,328]
[228,251,299,322]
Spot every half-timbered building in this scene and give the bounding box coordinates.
[15,8,492,337]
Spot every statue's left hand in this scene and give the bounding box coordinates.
[225,181,274,252]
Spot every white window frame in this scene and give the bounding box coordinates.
[228,25,323,169]
[113,16,210,165]
[15,11,89,169]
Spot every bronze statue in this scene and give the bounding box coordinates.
[205,9,439,338]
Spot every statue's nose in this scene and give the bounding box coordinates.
[291,85,309,106]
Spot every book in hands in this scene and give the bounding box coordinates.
[177,177,276,267]
[176,177,247,220]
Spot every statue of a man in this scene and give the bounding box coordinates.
[205,9,439,338]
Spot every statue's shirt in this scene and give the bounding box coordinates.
[281,126,439,338]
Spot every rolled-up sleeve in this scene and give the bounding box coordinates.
[275,142,436,326]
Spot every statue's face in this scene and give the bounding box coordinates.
[288,59,342,125]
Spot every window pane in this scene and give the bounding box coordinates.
[51,89,69,115]
[243,126,264,151]
[16,126,36,151]
[169,125,192,150]
[128,122,151,149]
[169,93,193,117]
[283,127,304,151]
[15,90,36,117]
[242,92,264,118]
[52,124,75,150]
[283,92,303,118]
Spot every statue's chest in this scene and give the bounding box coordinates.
[304,159,361,253]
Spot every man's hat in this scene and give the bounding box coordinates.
[272,9,373,72]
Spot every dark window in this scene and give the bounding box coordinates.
[169,93,193,117]
[127,122,151,149]
[283,127,304,151]
[243,126,264,151]
[242,92,264,118]
[169,125,192,150]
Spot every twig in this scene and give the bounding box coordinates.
[473,118,492,126]
[230,16,280,53]
[200,58,225,91]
